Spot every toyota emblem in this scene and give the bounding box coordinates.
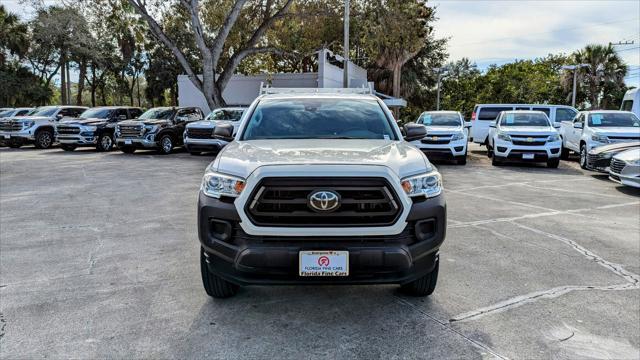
[308,190,340,212]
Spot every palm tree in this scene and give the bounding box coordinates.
[563,44,627,109]
[0,5,29,65]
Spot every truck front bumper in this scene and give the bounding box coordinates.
[0,130,36,142]
[184,137,227,152]
[198,192,446,285]
[493,139,561,162]
[412,139,467,160]
[115,137,157,148]
[57,134,97,146]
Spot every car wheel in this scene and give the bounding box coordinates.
[34,129,53,149]
[400,258,439,297]
[579,144,588,169]
[120,146,136,154]
[60,144,76,151]
[97,134,114,152]
[200,248,239,298]
[158,134,174,155]
[547,159,560,168]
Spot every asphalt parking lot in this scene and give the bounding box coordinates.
[1,143,639,359]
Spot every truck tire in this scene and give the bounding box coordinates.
[579,144,588,169]
[400,258,439,297]
[200,248,239,298]
[491,155,502,166]
[560,143,570,160]
[547,159,560,168]
[456,155,467,165]
[120,146,136,154]
[96,133,114,152]
[34,129,54,149]
[61,144,76,151]
[158,134,174,155]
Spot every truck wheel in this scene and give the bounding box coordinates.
[456,155,467,165]
[120,146,136,154]
[34,129,53,149]
[158,134,174,155]
[491,155,502,166]
[547,159,560,168]
[200,248,239,298]
[400,258,439,297]
[60,144,76,151]
[97,134,114,152]
[579,144,588,169]
[560,145,570,160]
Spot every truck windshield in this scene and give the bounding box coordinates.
[32,106,58,117]
[500,113,550,127]
[242,98,397,140]
[417,113,461,126]
[206,109,244,121]
[138,108,175,120]
[0,110,12,117]
[79,108,113,119]
[588,113,640,127]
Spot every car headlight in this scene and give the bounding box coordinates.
[401,171,442,198]
[451,131,465,141]
[201,172,246,199]
[22,121,35,129]
[592,134,609,143]
[145,125,158,133]
[627,159,640,166]
[548,133,560,142]
[81,125,97,132]
[497,132,512,142]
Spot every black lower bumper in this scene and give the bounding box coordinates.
[185,143,222,152]
[419,148,465,161]
[198,193,446,285]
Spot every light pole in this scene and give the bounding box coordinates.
[562,64,589,107]
[343,0,350,88]
[433,67,448,111]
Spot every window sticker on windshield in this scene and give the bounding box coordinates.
[591,114,602,125]
[383,135,390,140]
[421,114,432,125]
[505,114,515,124]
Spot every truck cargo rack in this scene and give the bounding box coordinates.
[259,82,373,96]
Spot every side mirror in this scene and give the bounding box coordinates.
[573,122,583,129]
[213,124,234,141]
[175,115,188,123]
[403,123,427,142]
[553,123,561,129]
[118,114,127,121]
[56,114,63,120]
[464,122,472,129]
[489,124,496,128]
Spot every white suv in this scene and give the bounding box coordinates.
[487,110,562,168]
[197,87,446,298]
[410,111,470,165]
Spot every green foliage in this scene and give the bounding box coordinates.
[0,5,29,64]
[0,63,52,106]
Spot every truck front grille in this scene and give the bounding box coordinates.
[118,125,143,138]
[421,135,452,144]
[187,128,213,139]
[511,135,548,146]
[246,177,402,227]
[610,159,626,174]
[0,121,22,132]
[608,136,640,142]
[56,125,80,135]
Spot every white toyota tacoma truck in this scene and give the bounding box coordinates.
[560,110,640,169]
[197,87,446,298]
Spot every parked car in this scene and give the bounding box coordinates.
[560,111,640,169]
[487,110,562,168]
[410,111,470,165]
[0,107,34,118]
[198,86,444,298]
[115,106,204,154]
[0,105,87,149]
[471,104,577,145]
[621,88,639,118]
[586,142,640,173]
[609,148,640,188]
[56,106,144,152]
[184,107,245,155]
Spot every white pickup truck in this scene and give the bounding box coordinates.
[560,110,640,169]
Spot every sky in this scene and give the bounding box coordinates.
[3,0,640,87]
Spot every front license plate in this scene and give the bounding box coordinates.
[299,251,349,277]
[124,139,132,145]
[522,153,535,159]
[2,135,9,139]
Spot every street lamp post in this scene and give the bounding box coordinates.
[343,0,350,88]
[562,64,590,107]
[433,67,448,111]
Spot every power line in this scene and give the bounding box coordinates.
[616,46,640,52]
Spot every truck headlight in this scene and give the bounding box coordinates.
[22,121,35,129]
[548,133,560,142]
[451,131,465,141]
[497,132,512,142]
[82,125,97,132]
[145,125,158,133]
[592,134,609,143]
[627,159,640,166]
[201,172,246,199]
[401,171,442,198]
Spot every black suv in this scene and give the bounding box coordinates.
[56,106,144,151]
[115,107,204,154]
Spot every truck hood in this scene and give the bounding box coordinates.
[9,116,53,122]
[188,120,240,129]
[592,127,640,137]
[424,125,463,134]
[59,118,108,126]
[613,148,640,161]
[118,119,170,127]
[500,126,557,136]
[212,139,431,178]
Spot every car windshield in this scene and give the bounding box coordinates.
[242,98,397,140]
[79,108,113,119]
[206,109,244,121]
[417,113,461,126]
[138,108,175,120]
[32,106,58,117]
[0,110,13,117]
[588,113,640,127]
[500,112,550,127]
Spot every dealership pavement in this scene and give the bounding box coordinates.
[1,144,639,359]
